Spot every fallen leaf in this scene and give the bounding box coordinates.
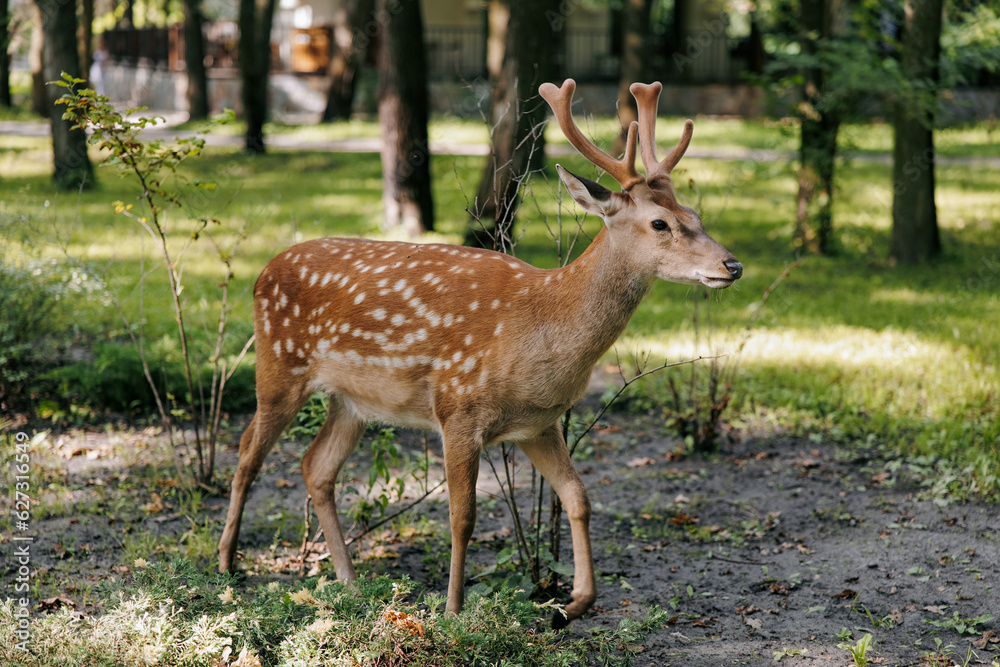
[141,492,165,513]
[973,630,999,649]
[744,617,763,631]
[669,512,699,527]
[923,605,945,614]
[38,597,74,612]
[666,615,679,625]
[477,526,512,542]
[627,457,655,468]
[769,582,790,595]
[383,609,424,637]
[832,589,857,599]
[276,479,295,488]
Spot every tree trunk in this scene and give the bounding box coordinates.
[795,0,841,256]
[890,0,943,264]
[239,0,277,153]
[29,4,46,114]
[466,0,557,249]
[35,0,94,189]
[79,0,93,83]
[184,0,210,120]
[321,0,373,122]
[378,0,433,235]
[0,0,10,107]
[613,0,651,156]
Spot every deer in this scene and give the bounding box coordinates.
[217,78,742,627]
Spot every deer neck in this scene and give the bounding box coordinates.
[528,226,654,372]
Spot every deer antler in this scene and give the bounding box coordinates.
[540,79,642,191]
[629,81,694,181]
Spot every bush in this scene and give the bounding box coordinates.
[0,258,60,414]
[40,343,257,417]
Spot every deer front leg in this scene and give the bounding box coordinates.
[441,432,482,615]
[518,423,596,628]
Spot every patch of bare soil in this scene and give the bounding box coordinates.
[11,410,1000,666]
[564,426,1000,666]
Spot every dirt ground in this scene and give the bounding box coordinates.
[10,404,1000,666]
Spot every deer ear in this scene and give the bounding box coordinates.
[556,165,625,218]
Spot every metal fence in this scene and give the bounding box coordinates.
[102,24,623,82]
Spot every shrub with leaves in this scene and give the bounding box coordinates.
[49,74,250,484]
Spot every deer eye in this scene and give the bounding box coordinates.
[651,219,669,231]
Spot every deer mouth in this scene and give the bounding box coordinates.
[698,274,737,289]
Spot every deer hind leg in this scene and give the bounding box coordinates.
[441,428,483,615]
[517,423,596,628]
[218,386,309,573]
[300,395,366,582]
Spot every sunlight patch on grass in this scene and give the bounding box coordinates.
[868,288,947,306]
[620,325,998,422]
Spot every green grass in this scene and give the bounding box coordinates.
[2,115,998,494]
[0,557,672,666]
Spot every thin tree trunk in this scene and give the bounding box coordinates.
[184,0,210,119]
[0,0,10,107]
[35,0,94,189]
[239,0,277,153]
[613,0,651,156]
[378,0,433,235]
[795,0,841,256]
[890,0,943,264]
[321,0,373,122]
[467,0,557,249]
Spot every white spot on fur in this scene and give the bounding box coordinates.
[371,308,387,320]
[354,292,366,304]
[494,323,504,336]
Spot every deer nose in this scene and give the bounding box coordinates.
[724,259,743,280]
